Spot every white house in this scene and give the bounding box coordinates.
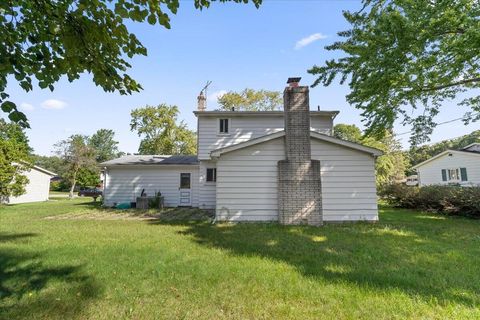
[5,165,56,204]
[101,78,382,225]
[412,143,480,186]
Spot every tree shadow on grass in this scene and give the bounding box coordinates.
[148,208,480,307]
[0,233,101,319]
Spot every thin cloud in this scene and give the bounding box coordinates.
[19,102,34,111]
[295,33,328,50]
[208,90,227,101]
[41,99,67,110]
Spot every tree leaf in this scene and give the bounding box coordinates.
[1,101,16,113]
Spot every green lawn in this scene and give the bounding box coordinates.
[1,199,479,319]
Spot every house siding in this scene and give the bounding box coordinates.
[8,168,51,204]
[197,115,333,160]
[198,160,217,209]
[215,137,378,222]
[104,166,199,207]
[416,152,480,186]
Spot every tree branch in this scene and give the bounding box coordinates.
[421,77,480,92]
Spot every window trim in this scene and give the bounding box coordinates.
[206,168,217,183]
[218,118,230,135]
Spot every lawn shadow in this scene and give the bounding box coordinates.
[148,208,480,307]
[0,232,38,242]
[0,232,101,319]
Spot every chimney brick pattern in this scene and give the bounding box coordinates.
[278,86,323,226]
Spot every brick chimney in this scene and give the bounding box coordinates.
[197,92,206,111]
[278,78,323,225]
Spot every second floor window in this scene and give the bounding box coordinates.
[219,118,229,134]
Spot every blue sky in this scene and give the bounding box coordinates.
[8,0,479,156]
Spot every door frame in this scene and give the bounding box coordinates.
[179,172,192,206]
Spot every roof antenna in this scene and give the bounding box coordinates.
[199,80,212,109]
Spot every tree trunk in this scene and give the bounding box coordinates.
[69,171,77,199]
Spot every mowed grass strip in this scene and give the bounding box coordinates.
[0,198,479,319]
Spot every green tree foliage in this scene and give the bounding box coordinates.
[408,130,480,168]
[0,119,32,201]
[76,167,101,188]
[217,89,282,111]
[89,129,121,162]
[309,0,480,145]
[333,123,363,142]
[130,104,196,155]
[0,0,262,126]
[334,123,409,186]
[363,133,409,186]
[32,155,66,177]
[54,134,97,198]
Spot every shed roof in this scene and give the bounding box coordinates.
[100,155,198,166]
[32,165,56,176]
[462,142,480,152]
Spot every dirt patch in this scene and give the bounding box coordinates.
[44,207,213,221]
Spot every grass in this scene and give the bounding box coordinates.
[1,199,479,319]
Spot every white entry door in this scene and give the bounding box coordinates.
[179,173,192,206]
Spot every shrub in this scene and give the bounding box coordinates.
[50,180,71,192]
[380,184,480,218]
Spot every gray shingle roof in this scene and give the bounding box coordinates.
[100,155,198,166]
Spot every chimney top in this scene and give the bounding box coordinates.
[197,92,206,111]
[287,77,301,87]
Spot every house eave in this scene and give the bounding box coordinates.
[210,131,383,158]
[194,110,340,118]
[412,149,480,169]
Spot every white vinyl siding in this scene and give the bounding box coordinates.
[197,115,333,159]
[7,168,52,204]
[416,152,480,186]
[198,160,217,209]
[103,166,199,207]
[215,137,378,222]
[216,139,283,221]
[311,139,378,221]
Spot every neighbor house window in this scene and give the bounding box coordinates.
[441,168,468,182]
[219,119,229,134]
[448,169,459,181]
[206,168,217,182]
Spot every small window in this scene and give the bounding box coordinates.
[180,173,191,189]
[448,168,460,181]
[206,168,217,182]
[219,119,229,134]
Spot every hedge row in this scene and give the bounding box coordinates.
[380,184,480,218]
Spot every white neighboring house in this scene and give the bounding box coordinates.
[412,143,480,186]
[5,165,56,204]
[101,78,383,225]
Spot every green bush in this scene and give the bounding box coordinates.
[50,180,71,192]
[380,184,480,218]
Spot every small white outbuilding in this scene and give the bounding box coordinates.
[412,143,480,186]
[6,165,56,204]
